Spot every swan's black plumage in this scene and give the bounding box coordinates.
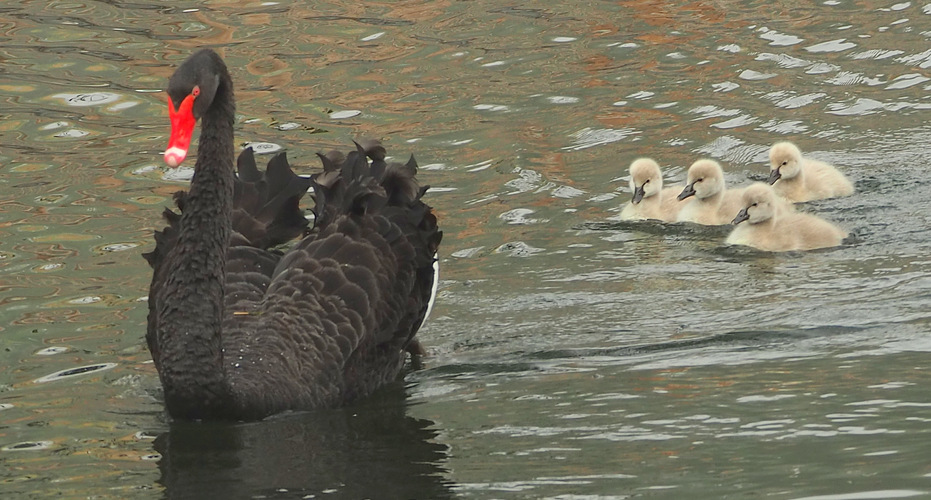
[144,49,442,420]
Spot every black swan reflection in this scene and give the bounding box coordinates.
[153,386,453,498]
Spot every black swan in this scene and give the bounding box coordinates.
[143,48,442,420]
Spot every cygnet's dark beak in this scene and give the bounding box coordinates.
[732,207,750,225]
[767,167,782,185]
[631,183,646,204]
[677,182,696,201]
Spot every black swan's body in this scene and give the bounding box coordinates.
[144,49,442,420]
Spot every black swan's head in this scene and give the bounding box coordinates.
[164,48,229,167]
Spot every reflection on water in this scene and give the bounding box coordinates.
[32,362,117,383]
[1,0,931,498]
[154,387,452,499]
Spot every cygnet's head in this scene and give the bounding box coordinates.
[628,158,663,204]
[732,182,778,225]
[678,159,725,201]
[768,141,803,184]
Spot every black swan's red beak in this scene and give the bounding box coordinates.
[165,92,197,167]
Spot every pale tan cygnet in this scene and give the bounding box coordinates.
[675,159,746,225]
[619,158,683,222]
[726,182,847,252]
[768,141,854,202]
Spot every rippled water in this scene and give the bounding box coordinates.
[2,0,931,498]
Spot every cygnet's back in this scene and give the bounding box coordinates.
[620,158,682,222]
[675,159,745,225]
[726,182,847,252]
[768,141,854,202]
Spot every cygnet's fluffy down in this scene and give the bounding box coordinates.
[726,182,847,252]
[768,141,854,202]
[619,158,683,222]
[675,159,746,225]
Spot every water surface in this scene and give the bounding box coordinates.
[1,0,931,498]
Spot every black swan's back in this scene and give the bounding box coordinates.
[145,143,442,420]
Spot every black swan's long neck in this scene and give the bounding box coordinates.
[158,79,235,418]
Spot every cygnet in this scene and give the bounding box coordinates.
[726,182,847,252]
[620,158,683,222]
[675,159,745,225]
[768,141,854,202]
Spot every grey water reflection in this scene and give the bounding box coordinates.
[2,0,931,498]
[154,387,452,499]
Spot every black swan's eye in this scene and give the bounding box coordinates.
[192,85,201,97]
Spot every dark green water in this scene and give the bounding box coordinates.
[2,1,931,498]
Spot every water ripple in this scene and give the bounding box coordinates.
[563,127,639,151]
[755,52,810,68]
[805,39,857,53]
[758,27,804,46]
[826,97,931,115]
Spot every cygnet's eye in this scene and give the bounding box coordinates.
[781,160,788,166]
[751,203,758,207]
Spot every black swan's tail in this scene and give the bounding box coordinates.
[143,148,312,270]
